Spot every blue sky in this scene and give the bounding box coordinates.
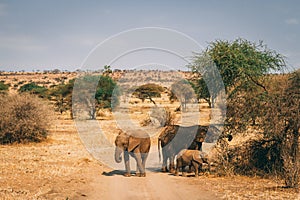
[0,0,299,71]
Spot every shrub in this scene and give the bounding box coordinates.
[0,81,9,94]
[0,94,53,144]
[223,138,283,176]
[149,107,175,127]
[19,82,48,98]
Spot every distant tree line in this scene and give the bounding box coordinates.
[10,72,119,119]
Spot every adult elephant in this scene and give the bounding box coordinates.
[158,125,208,173]
[115,130,151,177]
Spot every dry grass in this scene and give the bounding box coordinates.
[0,72,77,93]
[0,118,299,199]
[0,120,102,200]
[0,71,196,94]
[186,175,299,200]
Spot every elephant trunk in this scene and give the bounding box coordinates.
[115,147,123,163]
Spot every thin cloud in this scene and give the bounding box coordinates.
[285,18,299,25]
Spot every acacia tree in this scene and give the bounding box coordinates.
[103,65,112,75]
[72,74,119,119]
[133,83,165,105]
[49,79,74,115]
[190,39,300,188]
[190,39,285,127]
[190,39,285,108]
[95,75,120,109]
[190,78,211,107]
[170,80,196,111]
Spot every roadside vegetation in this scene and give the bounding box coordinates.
[190,38,299,188]
[0,94,52,144]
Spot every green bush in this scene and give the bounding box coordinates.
[18,82,48,98]
[0,94,52,144]
[0,81,9,94]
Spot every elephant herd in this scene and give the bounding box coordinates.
[114,125,231,177]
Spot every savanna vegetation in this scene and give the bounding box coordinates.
[133,83,165,105]
[0,81,10,94]
[190,38,299,188]
[0,38,299,193]
[170,79,196,111]
[0,94,52,144]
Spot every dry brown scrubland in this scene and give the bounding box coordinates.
[0,71,299,199]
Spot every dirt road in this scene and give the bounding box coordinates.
[76,140,220,200]
[86,167,220,200]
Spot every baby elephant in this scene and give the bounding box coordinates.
[176,149,209,178]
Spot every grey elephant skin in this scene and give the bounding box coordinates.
[158,125,208,173]
[176,149,209,177]
[114,130,150,177]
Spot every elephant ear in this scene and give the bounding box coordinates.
[128,136,140,152]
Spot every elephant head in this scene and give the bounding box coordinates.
[158,126,176,145]
[194,127,208,143]
[199,152,209,163]
[114,130,142,163]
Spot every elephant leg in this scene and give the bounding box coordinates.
[168,162,172,173]
[124,151,131,177]
[136,163,140,176]
[136,153,148,177]
[161,148,168,172]
[182,164,187,177]
[169,154,175,173]
[198,162,203,174]
[175,158,180,176]
[141,153,148,176]
[133,152,144,176]
[192,161,199,178]
[188,165,193,173]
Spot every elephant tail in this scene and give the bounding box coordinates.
[158,138,161,163]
